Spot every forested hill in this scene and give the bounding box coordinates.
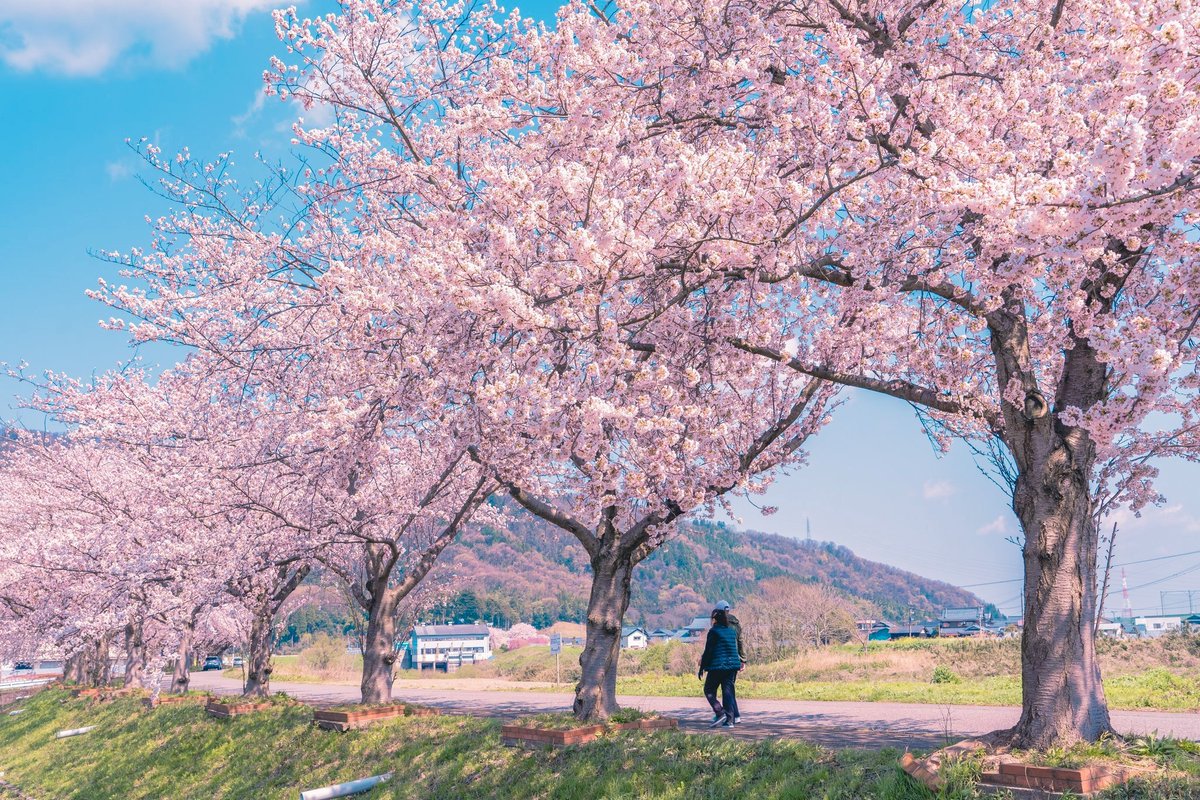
[439,516,988,630]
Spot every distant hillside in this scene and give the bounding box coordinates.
[437,514,989,630]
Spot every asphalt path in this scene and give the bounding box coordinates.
[189,672,1200,751]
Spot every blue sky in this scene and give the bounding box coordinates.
[1,1,1197,618]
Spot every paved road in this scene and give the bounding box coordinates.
[189,673,1200,751]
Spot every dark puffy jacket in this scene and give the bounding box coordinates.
[700,624,742,671]
[727,613,747,663]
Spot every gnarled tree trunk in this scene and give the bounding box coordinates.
[64,650,87,685]
[123,620,148,689]
[360,584,400,704]
[86,634,112,688]
[243,596,274,697]
[574,548,633,721]
[171,615,196,694]
[990,302,1115,749]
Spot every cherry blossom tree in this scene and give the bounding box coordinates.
[508,0,1200,746]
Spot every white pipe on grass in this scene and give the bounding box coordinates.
[54,726,96,739]
[299,772,393,800]
[8,710,24,716]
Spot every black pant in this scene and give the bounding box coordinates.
[703,668,739,719]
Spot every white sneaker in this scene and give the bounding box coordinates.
[708,714,726,728]
[733,716,741,725]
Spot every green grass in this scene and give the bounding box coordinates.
[230,640,1200,712]
[0,690,1196,800]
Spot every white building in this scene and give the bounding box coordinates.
[408,624,492,671]
[1134,615,1184,638]
[620,627,648,649]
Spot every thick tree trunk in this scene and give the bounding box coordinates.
[1004,459,1113,749]
[64,651,87,685]
[985,295,1116,749]
[86,634,112,688]
[171,616,196,694]
[243,598,274,698]
[574,551,633,721]
[123,621,148,688]
[360,588,399,704]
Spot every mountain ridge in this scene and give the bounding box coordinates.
[437,515,990,629]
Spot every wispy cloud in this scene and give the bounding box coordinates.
[977,515,1010,537]
[922,479,955,501]
[104,160,132,182]
[0,1,278,76]
[231,90,268,138]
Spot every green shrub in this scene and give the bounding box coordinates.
[931,665,960,684]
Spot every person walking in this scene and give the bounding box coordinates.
[698,605,743,727]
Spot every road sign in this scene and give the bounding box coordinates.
[549,633,562,654]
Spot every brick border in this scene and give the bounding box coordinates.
[313,704,440,732]
[144,694,211,709]
[204,698,273,718]
[900,740,1146,797]
[982,761,1141,794]
[500,717,678,748]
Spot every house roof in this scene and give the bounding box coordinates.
[621,626,647,637]
[686,617,710,630]
[413,624,490,638]
[941,607,983,623]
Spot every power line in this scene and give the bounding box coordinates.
[959,547,1200,590]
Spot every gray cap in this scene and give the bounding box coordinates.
[713,600,732,612]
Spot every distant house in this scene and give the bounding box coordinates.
[1096,618,1125,638]
[889,622,936,639]
[647,628,676,644]
[939,607,985,637]
[855,619,892,640]
[679,617,710,643]
[407,624,492,671]
[620,627,649,650]
[1134,615,1184,638]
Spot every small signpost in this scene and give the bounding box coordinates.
[550,633,562,685]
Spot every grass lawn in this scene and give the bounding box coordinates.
[612,669,1200,711]
[0,690,1197,799]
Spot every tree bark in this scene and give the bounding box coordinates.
[86,634,112,688]
[573,549,634,721]
[123,620,148,689]
[171,615,196,694]
[360,585,400,704]
[1004,443,1113,748]
[243,597,274,697]
[988,302,1115,749]
[64,651,87,685]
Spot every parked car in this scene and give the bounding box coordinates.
[201,656,223,671]
[232,656,243,667]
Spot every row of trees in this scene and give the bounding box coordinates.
[0,0,1197,748]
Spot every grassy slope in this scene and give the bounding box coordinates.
[0,690,1196,800]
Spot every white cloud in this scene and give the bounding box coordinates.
[0,1,278,76]
[977,515,1010,537]
[922,479,955,501]
[105,160,132,181]
[231,90,267,137]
